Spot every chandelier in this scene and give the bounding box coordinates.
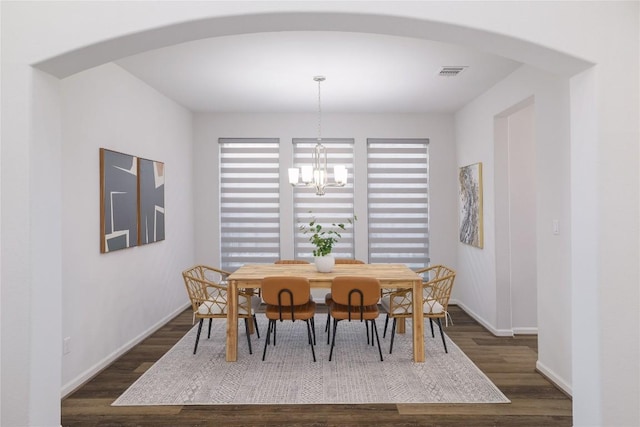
[288,76,347,196]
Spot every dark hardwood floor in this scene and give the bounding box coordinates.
[61,305,572,426]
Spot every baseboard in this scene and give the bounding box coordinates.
[60,302,190,398]
[536,360,573,397]
[513,326,538,335]
[451,299,514,337]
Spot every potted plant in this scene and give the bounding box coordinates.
[300,213,355,272]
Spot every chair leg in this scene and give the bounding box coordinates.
[244,318,253,355]
[273,320,277,346]
[325,311,331,344]
[253,314,261,338]
[366,320,371,345]
[262,319,275,361]
[207,318,213,339]
[372,320,384,362]
[325,311,330,332]
[305,319,317,362]
[194,319,204,355]
[383,313,389,338]
[329,318,339,361]
[389,317,397,354]
[310,316,316,345]
[437,318,448,353]
[370,321,375,346]
[429,318,435,337]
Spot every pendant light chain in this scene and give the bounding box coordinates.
[315,76,325,142]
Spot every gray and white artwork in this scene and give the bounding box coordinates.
[138,157,165,245]
[100,149,138,253]
[459,162,483,248]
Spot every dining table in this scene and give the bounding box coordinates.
[225,262,426,362]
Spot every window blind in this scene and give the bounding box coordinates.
[367,138,430,269]
[219,138,280,271]
[292,138,355,260]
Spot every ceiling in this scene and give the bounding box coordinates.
[116,31,521,114]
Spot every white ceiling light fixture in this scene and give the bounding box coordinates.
[288,76,347,196]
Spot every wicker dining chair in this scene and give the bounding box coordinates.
[182,265,261,355]
[324,259,365,343]
[328,276,383,361]
[261,276,317,362]
[380,265,456,354]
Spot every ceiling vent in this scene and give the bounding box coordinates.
[438,66,468,77]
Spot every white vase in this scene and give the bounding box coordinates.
[314,254,335,273]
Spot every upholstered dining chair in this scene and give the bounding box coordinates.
[261,276,317,362]
[380,265,456,354]
[324,259,366,342]
[328,276,383,361]
[182,265,261,355]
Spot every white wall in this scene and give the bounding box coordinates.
[60,63,195,394]
[455,65,572,393]
[1,2,637,427]
[193,113,459,274]
[497,101,538,334]
[505,103,537,333]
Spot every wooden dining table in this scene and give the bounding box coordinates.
[225,263,426,362]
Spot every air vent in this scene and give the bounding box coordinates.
[438,66,468,77]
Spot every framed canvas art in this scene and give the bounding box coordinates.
[458,162,483,248]
[138,157,165,245]
[100,148,138,253]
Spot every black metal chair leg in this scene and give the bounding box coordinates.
[194,319,204,354]
[325,311,330,333]
[311,316,316,345]
[262,319,274,361]
[329,318,339,361]
[207,318,213,339]
[366,319,371,344]
[370,321,375,346]
[437,318,448,353]
[430,318,435,337]
[389,317,397,354]
[372,320,384,361]
[306,319,317,362]
[383,314,389,338]
[253,314,261,338]
[273,321,277,346]
[244,318,253,355]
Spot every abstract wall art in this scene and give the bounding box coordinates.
[458,162,483,248]
[100,148,166,253]
[100,148,138,253]
[138,157,165,245]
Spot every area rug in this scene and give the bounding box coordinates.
[113,317,509,405]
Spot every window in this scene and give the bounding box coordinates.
[219,138,280,271]
[293,138,355,260]
[367,139,429,269]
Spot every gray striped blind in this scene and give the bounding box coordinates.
[219,138,280,271]
[367,138,430,269]
[293,138,355,260]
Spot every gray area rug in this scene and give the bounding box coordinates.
[113,316,510,405]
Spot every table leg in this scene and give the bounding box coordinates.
[397,318,406,334]
[412,279,425,362]
[226,279,238,362]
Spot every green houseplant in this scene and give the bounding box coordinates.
[300,213,355,272]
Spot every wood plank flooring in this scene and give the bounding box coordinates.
[61,305,572,426]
